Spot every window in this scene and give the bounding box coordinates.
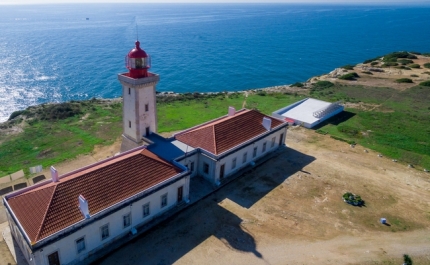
[123,213,131,228]
[128,120,131,128]
[145,104,149,112]
[203,163,209,174]
[263,143,267,153]
[190,162,195,172]
[243,152,247,164]
[100,224,109,240]
[231,158,237,169]
[128,87,131,95]
[161,193,168,208]
[76,237,86,253]
[271,137,276,147]
[143,203,150,217]
[253,147,257,158]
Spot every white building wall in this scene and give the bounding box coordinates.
[31,178,186,265]
[122,83,157,142]
[178,153,199,178]
[198,154,217,183]
[214,128,286,184]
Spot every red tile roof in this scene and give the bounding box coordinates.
[6,148,182,244]
[175,109,285,155]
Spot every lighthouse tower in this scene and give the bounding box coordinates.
[118,41,159,152]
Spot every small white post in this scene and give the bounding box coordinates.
[50,166,59,182]
[262,117,272,131]
[78,195,90,219]
[228,106,236,116]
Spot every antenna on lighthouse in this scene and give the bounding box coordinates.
[136,23,139,41]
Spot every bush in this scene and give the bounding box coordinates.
[398,59,414,65]
[382,62,398,67]
[410,74,418,77]
[290,82,304,87]
[395,78,413,83]
[424,63,430,69]
[370,61,379,66]
[338,124,360,137]
[419,80,430,86]
[342,192,364,206]
[339,72,360,80]
[362,71,373,75]
[313,81,334,90]
[409,64,420,69]
[409,51,421,55]
[8,110,26,120]
[383,51,417,62]
[341,64,355,70]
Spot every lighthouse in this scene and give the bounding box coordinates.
[118,41,159,152]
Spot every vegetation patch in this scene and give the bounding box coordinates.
[339,72,360,80]
[341,64,355,70]
[361,71,373,75]
[343,192,364,206]
[312,81,334,90]
[424,63,430,69]
[382,62,398,67]
[419,80,430,86]
[290,82,304,87]
[383,51,417,62]
[398,59,414,65]
[410,74,418,77]
[370,61,379,66]
[395,78,413,83]
[363,56,381,64]
[409,63,420,69]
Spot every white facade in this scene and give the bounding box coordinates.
[176,127,286,185]
[118,74,159,144]
[5,175,189,265]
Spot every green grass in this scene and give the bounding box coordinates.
[313,84,430,169]
[0,100,123,176]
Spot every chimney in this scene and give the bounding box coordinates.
[262,117,272,131]
[78,195,90,219]
[50,166,59,182]
[228,106,236,116]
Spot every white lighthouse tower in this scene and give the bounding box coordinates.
[118,41,159,152]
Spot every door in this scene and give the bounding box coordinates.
[177,186,183,203]
[145,127,150,136]
[220,164,225,179]
[48,251,60,265]
[279,133,284,146]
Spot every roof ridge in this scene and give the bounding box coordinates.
[212,124,217,154]
[34,184,58,243]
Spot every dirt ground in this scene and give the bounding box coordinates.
[87,127,429,265]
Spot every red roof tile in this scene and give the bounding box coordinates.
[175,109,285,155]
[6,148,182,244]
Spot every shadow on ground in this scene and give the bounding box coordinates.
[93,147,315,265]
[312,110,356,130]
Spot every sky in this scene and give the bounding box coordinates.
[0,0,429,4]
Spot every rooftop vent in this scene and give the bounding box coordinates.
[50,166,59,183]
[262,117,272,131]
[228,106,236,116]
[78,195,90,219]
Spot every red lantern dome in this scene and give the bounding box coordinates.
[125,41,151,78]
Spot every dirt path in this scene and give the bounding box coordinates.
[95,127,430,265]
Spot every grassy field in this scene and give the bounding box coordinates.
[1,81,429,177]
[312,84,430,169]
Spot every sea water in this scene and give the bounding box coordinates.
[0,3,429,122]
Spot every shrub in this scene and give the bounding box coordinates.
[290,82,304,87]
[403,254,413,265]
[382,62,398,67]
[398,59,414,65]
[338,124,360,137]
[313,81,334,90]
[341,64,355,70]
[370,61,379,66]
[395,78,413,83]
[383,51,417,62]
[362,71,373,75]
[409,64,420,69]
[419,80,430,86]
[339,72,360,80]
[423,71,430,75]
[424,63,430,69]
[410,74,418,77]
[342,192,364,206]
[8,110,26,120]
[257,90,267,96]
[409,51,421,55]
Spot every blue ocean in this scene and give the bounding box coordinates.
[0,3,430,122]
